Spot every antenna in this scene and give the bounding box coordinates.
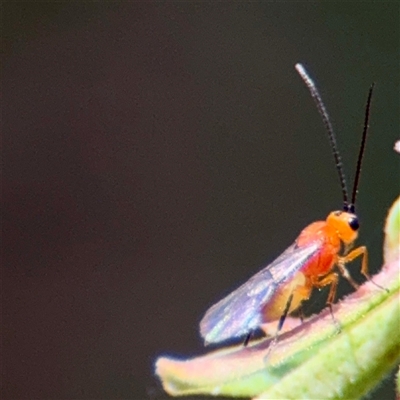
[350,83,374,212]
[295,63,350,211]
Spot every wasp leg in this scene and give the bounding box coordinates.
[313,272,341,332]
[277,293,294,333]
[263,293,295,362]
[313,272,339,305]
[338,245,367,280]
[338,246,386,291]
[298,304,305,324]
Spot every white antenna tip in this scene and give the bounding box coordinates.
[294,63,304,73]
[295,63,315,87]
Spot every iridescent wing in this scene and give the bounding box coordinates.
[200,240,322,344]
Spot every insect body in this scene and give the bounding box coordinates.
[200,63,375,345]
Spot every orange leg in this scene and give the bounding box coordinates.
[312,273,340,331]
[313,272,339,305]
[337,245,386,291]
[338,245,368,278]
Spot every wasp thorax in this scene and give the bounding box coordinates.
[326,210,359,244]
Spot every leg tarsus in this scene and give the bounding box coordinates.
[328,303,341,333]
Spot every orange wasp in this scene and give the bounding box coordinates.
[200,63,375,346]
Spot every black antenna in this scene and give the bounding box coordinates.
[349,83,374,212]
[295,63,350,211]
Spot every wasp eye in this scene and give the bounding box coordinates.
[349,217,359,231]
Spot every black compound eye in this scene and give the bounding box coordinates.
[349,217,359,231]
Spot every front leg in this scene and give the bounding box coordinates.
[337,245,368,283]
[336,246,386,291]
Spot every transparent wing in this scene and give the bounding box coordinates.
[200,241,322,344]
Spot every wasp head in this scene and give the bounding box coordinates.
[327,210,359,245]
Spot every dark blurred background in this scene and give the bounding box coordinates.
[2,3,399,399]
